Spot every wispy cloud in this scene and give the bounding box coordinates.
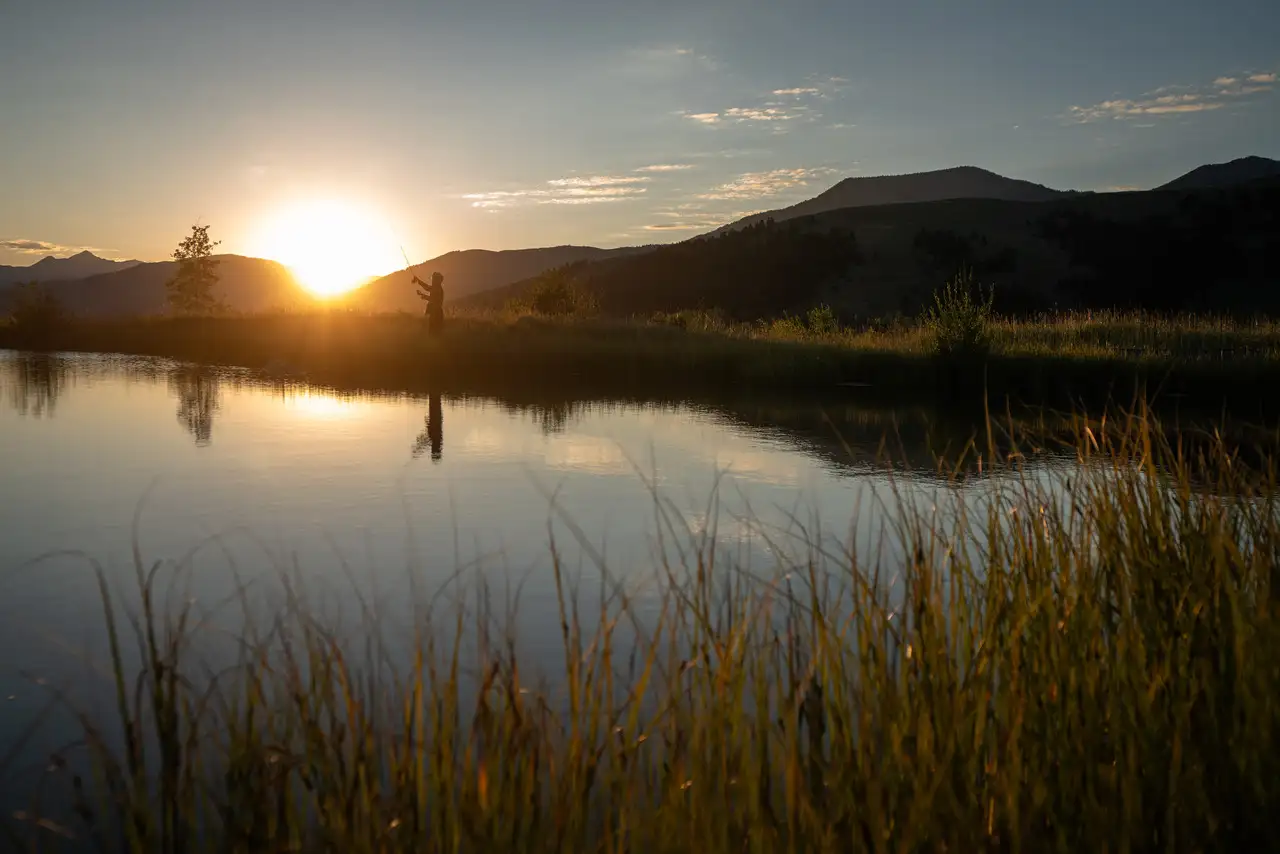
[725,106,799,122]
[0,238,114,257]
[682,105,811,126]
[547,175,649,187]
[463,175,649,209]
[636,163,696,172]
[1067,69,1276,122]
[684,112,724,124]
[683,77,839,130]
[642,221,725,231]
[695,167,833,201]
[642,209,764,232]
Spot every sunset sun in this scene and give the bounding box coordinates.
[251,200,404,298]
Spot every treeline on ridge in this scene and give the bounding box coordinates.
[485,179,1280,322]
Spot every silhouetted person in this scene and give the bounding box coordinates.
[412,392,443,462]
[413,272,445,336]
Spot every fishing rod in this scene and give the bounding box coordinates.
[390,225,431,300]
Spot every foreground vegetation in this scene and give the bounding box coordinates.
[1,411,1278,852]
[5,299,1280,416]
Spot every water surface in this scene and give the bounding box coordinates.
[0,350,1047,806]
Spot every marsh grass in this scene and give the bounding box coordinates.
[3,408,1279,852]
[4,309,1280,415]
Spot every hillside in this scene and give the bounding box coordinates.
[345,245,653,312]
[474,178,1280,320]
[711,166,1071,235]
[1157,156,1280,191]
[0,255,313,317]
[0,251,140,287]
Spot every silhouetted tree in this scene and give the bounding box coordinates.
[551,219,862,320]
[6,282,69,347]
[166,224,224,315]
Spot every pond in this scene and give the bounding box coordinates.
[0,349,1062,819]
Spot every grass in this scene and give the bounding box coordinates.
[2,409,1279,852]
[4,307,1280,417]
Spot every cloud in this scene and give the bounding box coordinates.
[695,167,833,201]
[724,106,797,121]
[547,175,650,187]
[1068,70,1276,122]
[635,163,696,172]
[643,221,725,231]
[642,208,764,232]
[683,106,807,126]
[683,78,837,129]
[463,175,649,209]
[0,238,113,257]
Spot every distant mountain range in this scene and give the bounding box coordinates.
[473,156,1280,319]
[2,156,1277,320]
[0,255,312,317]
[1155,155,1280,192]
[0,250,140,287]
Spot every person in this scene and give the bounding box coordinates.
[413,272,445,336]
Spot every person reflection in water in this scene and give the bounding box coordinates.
[412,393,443,462]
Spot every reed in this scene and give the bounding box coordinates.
[3,408,1278,852]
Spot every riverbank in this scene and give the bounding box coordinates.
[2,413,1277,852]
[3,310,1280,416]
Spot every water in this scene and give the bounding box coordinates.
[0,350,1052,818]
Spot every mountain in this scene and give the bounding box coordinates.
[0,251,141,287]
[712,166,1072,234]
[1157,156,1280,191]
[0,255,313,317]
[473,176,1280,320]
[345,245,654,312]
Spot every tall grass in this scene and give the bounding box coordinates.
[4,410,1279,852]
[6,310,1280,417]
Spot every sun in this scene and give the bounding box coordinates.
[250,199,404,298]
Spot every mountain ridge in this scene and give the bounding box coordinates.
[710,165,1074,235]
[0,250,141,287]
[1157,155,1280,191]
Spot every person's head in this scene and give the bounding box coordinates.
[431,272,444,286]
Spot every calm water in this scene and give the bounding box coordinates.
[0,349,1050,807]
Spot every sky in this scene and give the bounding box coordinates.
[1,0,1278,272]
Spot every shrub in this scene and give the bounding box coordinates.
[522,267,595,317]
[924,269,995,358]
[7,282,69,344]
[805,303,839,335]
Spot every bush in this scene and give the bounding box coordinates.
[806,303,839,335]
[518,267,596,317]
[7,282,69,344]
[924,270,994,358]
